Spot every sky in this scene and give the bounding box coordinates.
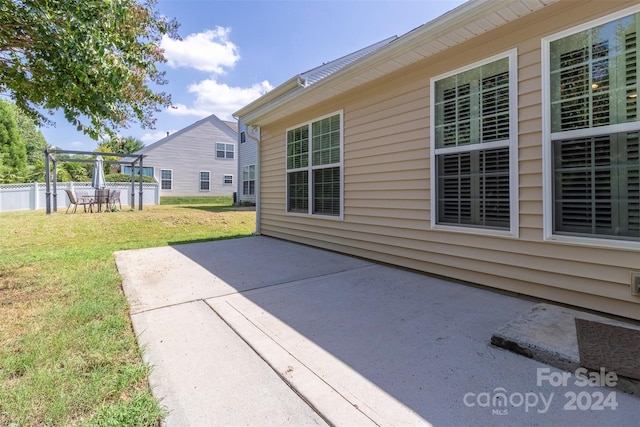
[39,0,468,151]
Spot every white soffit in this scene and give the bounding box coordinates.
[238,0,559,126]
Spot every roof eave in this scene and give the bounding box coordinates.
[236,0,559,126]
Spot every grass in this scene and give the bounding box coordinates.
[0,196,255,426]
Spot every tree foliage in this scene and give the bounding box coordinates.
[0,99,27,181]
[2,99,47,163]
[101,136,145,154]
[0,0,179,139]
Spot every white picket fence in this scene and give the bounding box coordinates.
[0,182,160,213]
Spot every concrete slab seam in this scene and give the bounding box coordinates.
[206,298,379,427]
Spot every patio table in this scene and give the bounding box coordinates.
[94,189,111,212]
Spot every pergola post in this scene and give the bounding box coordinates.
[52,158,58,212]
[130,161,135,210]
[44,149,51,214]
[138,155,143,210]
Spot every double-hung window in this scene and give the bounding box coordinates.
[216,143,235,159]
[243,165,255,195]
[431,51,518,235]
[200,171,210,191]
[286,111,343,217]
[544,7,640,244]
[161,169,172,190]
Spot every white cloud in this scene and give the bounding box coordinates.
[161,27,240,74]
[167,80,273,121]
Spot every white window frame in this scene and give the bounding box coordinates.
[542,4,640,251]
[160,169,172,190]
[200,171,210,192]
[285,110,344,219]
[216,142,235,159]
[243,164,255,195]
[430,49,519,237]
[223,174,233,185]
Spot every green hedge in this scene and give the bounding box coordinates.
[105,173,156,183]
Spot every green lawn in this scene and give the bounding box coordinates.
[0,197,255,426]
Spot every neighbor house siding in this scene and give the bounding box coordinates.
[256,0,640,320]
[141,118,237,197]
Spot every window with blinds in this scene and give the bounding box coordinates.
[432,53,514,231]
[286,112,342,216]
[550,10,640,241]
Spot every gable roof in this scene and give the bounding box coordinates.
[234,0,559,126]
[138,113,237,154]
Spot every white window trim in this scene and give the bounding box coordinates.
[285,110,344,220]
[223,174,233,185]
[216,142,235,159]
[541,4,640,251]
[243,164,256,195]
[199,170,210,192]
[160,169,173,191]
[429,49,519,238]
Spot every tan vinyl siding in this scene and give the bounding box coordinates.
[256,0,640,320]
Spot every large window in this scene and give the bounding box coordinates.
[243,165,255,195]
[200,171,210,191]
[431,51,517,234]
[122,166,154,177]
[161,169,172,190]
[286,111,342,217]
[216,143,235,159]
[545,7,639,243]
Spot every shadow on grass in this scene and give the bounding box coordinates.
[174,205,256,213]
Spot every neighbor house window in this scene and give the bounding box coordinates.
[286,111,343,217]
[200,171,210,191]
[224,174,233,185]
[161,169,172,190]
[544,7,639,242]
[243,165,255,195]
[216,143,235,159]
[431,51,517,234]
[122,166,154,177]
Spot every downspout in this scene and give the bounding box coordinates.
[255,130,260,235]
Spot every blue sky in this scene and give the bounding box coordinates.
[40,0,467,151]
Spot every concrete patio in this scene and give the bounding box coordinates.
[115,236,640,426]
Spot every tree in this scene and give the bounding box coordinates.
[0,0,179,140]
[1,99,48,163]
[0,99,27,182]
[102,136,145,154]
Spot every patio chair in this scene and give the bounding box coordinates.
[109,190,121,211]
[64,189,93,213]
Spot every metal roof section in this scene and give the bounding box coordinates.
[298,36,398,87]
[234,0,559,127]
[233,36,397,121]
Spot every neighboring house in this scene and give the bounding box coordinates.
[234,0,640,320]
[236,120,258,205]
[127,114,237,197]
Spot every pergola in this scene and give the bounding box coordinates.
[43,148,146,214]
